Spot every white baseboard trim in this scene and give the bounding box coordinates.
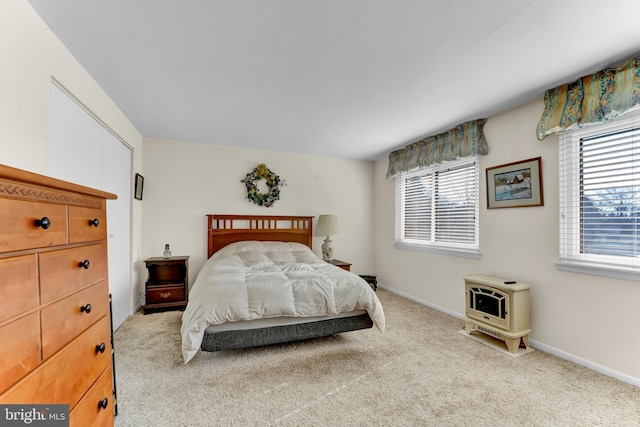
[377,284,464,320]
[377,284,640,388]
[528,339,640,387]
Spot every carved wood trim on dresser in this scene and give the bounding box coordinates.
[0,164,117,427]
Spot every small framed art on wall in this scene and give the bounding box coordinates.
[486,157,543,209]
[134,173,144,200]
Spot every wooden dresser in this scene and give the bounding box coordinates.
[0,164,117,426]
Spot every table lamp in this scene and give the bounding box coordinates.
[315,214,340,260]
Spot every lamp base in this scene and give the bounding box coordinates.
[321,236,334,261]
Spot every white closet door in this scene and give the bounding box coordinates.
[101,131,132,329]
[49,84,132,330]
[49,85,102,188]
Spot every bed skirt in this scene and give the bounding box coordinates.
[200,313,374,352]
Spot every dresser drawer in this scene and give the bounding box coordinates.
[0,199,67,253]
[69,366,114,427]
[0,312,40,394]
[0,315,111,406]
[0,254,37,323]
[147,284,186,304]
[69,205,107,244]
[39,243,108,303]
[41,281,109,359]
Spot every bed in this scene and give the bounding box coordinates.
[180,214,385,363]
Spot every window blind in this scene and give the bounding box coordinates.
[435,164,478,245]
[559,109,640,270]
[395,158,479,252]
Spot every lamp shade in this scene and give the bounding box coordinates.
[315,214,340,236]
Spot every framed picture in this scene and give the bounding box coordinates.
[134,173,144,200]
[486,157,543,209]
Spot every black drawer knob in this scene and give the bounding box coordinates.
[78,259,90,269]
[34,217,51,229]
[80,304,92,314]
[95,342,106,354]
[89,218,100,227]
[97,397,109,410]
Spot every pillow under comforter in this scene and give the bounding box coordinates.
[181,240,385,363]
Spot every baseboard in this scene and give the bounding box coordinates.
[377,284,640,388]
[377,284,464,320]
[528,339,640,387]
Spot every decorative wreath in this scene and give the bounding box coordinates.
[241,163,285,207]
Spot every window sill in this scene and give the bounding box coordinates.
[555,260,640,282]
[394,241,481,259]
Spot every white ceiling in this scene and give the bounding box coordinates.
[27,0,640,161]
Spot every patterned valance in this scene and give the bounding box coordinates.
[537,56,640,140]
[386,119,488,178]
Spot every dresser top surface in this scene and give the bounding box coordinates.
[0,163,117,200]
[145,256,189,262]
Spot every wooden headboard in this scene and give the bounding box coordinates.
[207,214,314,258]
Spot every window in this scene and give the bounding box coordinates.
[395,157,480,258]
[558,109,640,280]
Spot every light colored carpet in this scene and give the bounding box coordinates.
[113,290,640,426]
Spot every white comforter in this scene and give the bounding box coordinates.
[181,241,385,363]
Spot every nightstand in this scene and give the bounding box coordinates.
[327,259,351,272]
[359,275,378,291]
[143,256,189,313]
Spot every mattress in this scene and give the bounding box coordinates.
[204,309,368,332]
[181,240,385,363]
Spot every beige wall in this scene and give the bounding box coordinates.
[0,0,144,315]
[373,99,640,385]
[140,137,375,301]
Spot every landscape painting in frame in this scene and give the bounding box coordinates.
[486,157,543,209]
